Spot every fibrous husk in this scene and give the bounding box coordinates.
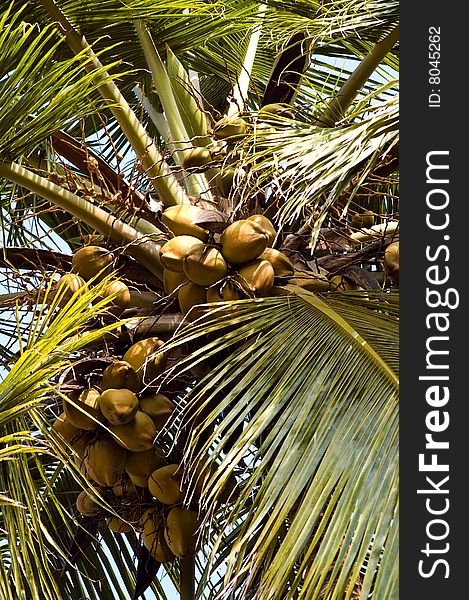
[164,507,201,558]
[178,281,207,321]
[220,219,269,264]
[85,436,128,487]
[97,280,131,314]
[258,248,294,278]
[52,412,81,450]
[141,508,175,563]
[76,489,100,516]
[101,361,140,393]
[99,388,139,425]
[163,269,188,295]
[71,246,115,281]
[247,214,277,246]
[125,445,167,487]
[63,388,103,430]
[109,410,157,452]
[236,259,275,297]
[183,246,227,287]
[148,463,184,505]
[53,273,86,308]
[213,116,248,141]
[122,337,167,385]
[139,393,175,430]
[160,236,206,273]
[162,205,209,241]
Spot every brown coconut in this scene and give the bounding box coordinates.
[99,388,139,426]
[258,248,294,278]
[139,393,175,430]
[220,220,269,264]
[76,489,100,516]
[159,235,206,273]
[122,337,167,384]
[247,214,277,246]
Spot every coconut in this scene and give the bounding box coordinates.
[164,507,201,558]
[178,282,207,321]
[85,436,128,487]
[215,169,235,198]
[162,205,209,241]
[141,509,175,563]
[329,275,362,291]
[76,489,100,516]
[183,246,227,287]
[63,388,103,431]
[182,147,212,171]
[52,412,81,449]
[71,246,115,281]
[101,361,140,393]
[112,476,141,499]
[97,280,131,314]
[384,241,399,283]
[107,516,134,534]
[122,337,167,385]
[236,259,275,297]
[53,273,86,308]
[258,103,294,120]
[163,269,188,295]
[212,116,248,141]
[139,393,175,430]
[99,388,139,426]
[148,464,184,505]
[159,236,206,273]
[258,248,294,278]
[288,272,331,293]
[361,210,375,229]
[247,214,277,246]
[109,410,157,453]
[125,446,167,486]
[220,219,269,264]
[206,281,243,302]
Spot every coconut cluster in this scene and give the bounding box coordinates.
[159,206,294,320]
[52,245,131,314]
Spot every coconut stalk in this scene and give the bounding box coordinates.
[180,556,195,600]
[134,21,212,201]
[0,161,164,280]
[40,0,189,207]
[315,25,399,127]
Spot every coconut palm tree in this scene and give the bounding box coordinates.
[0,0,399,598]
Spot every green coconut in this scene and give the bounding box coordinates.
[53,273,86,308]
[52,412,81,450]
[101,360,140,393]
[71,245,115,281]
[148,464,184,505]
[212,116,248,141]
[215,169,236,198]
[258,103,294,120]
[139,393,175,430]
[164,507,201,558]
[63,388,103,431]
[97,280,131,314]
[220,219,269,264]
[178,281,207,321]
[258,248,294,278]
[288,271,332,293]
[206,281,243,302]
[236,259,275,297]
[109,410,157,452]
[329,275,362,291]
[85,436,128,487]
[162,205,209,241]
[99,388,139,425]
[247,214,277,246]
[163,269,188,295]
[182,147,212,171]
[125,445,167,487]
[159,235,206,273]
[183,246,227,286]
[122,337,167,384]
[141,509,175,563]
